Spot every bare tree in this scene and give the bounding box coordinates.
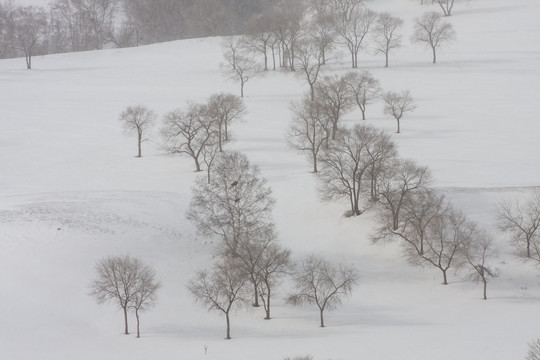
[342,70,381,120]
[187,151,275,254]
[314,74,354,141]
[377,159,431,230]
[364,128,397,202]
[527,339,540,360]
[372,188,446,259]
[382,90,416,133]
[224,50,262,98]
[90,255,159,336]
[460,229,497,300]
[317,124,383,216]
[497,192,540,261]
[187,260,250,340]
[412,11,455,64]
[10,5,47,69]
[287,255,358,327]
[308,5,337,65]
[335,7,377,68]
[288,96,329,173]
[216,225,276,308]
[119,105,156,158]
[272,0,306,71]
[160,104,215,171]
[131,262,160,338]
[435,0,455,16]
[53,0,116,51]
[245,14,274,71]
[373,12,403,68]
[256,242,292,320]
[206,93,246,152]
[294,37,325,101]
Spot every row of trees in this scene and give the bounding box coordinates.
[227,0,456,83]
[0,0,279,67]
[118,93,246,178]
[186,151,359,338]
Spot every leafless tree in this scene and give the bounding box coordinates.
[372,188,446,259]
[118,105,156,158]
[287,255,358,327]
[435,0,455,16]
[527,339,540,360]
[294,37,325,100]
[256,242,292,320]
[377,159,431,230]
[272,0,306,71]
[187,151,275,254]
[412,11,455,64]
[308,4,337,65]
[288,96,329,173]
[160,104,215,171]
[342,70,381,120]
[314,74,354,141]
[187,260,250,340]
[90,255,159,336]
[460,229,497,300]
[332,0,364,22]
[364,128,397,202]
[216,225,276,308]
[53,0,116,51]
[373,12,403,68]
[223,49,262,98]
[317,124,383,216]
[497,192,540,261]
[131,262,160,338]
[382,90,416,133]
[9,5,47,69]
[245,14,275,71]
[335,7,377,68]
[206,93,246,152]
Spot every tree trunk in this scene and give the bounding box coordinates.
[240,81,244,98]
[225,312,231,339]
[432,46,437,64]
[137,131,142,157]
[123,306,129,335]
[313,153,318,173]
[483,279,487,300]
[264,288,271,320]
[319,308,325,327]
[442,269,448,285]
[136,308,141,338]
[194,156,201,172]
[385,52,389,68]
[252,279,259,307]
[396,118,401,133]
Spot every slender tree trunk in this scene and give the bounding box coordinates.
[385,52,389,68]
[264,50,268,71]
[319,308,325,327]
[432,46,437,64]
[252,278,259,307]
[225,312,231,339]
[313,152,318,173]
[137,131,142,157]
[483,279,487,300]
[264,288,271,319]
[240,80,244,98]
[136,309,141,338]
[442,269,448,285]
[123,306,129,335]
[396,118,401,133]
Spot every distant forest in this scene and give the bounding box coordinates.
[0,0,280,59]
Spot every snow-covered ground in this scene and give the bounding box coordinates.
[1,0,539,359]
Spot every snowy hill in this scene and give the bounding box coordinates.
[1,0,540,359]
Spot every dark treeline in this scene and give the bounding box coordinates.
[0,0,279,64]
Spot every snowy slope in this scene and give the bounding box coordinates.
[1,0,540,359]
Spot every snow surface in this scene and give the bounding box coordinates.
[1,0,540,359]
